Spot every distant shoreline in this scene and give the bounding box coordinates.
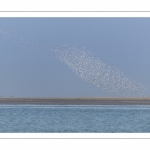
[0,97,150,105]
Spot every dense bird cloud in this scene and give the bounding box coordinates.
[53,45,148,96]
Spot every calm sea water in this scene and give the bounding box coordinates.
[0,105,150,132]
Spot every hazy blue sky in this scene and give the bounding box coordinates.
[0,18,150,97]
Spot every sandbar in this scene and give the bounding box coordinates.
[0,97,150,105]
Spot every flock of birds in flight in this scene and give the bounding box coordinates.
[0,28,148,96]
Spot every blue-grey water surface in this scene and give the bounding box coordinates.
[0,105,150,132]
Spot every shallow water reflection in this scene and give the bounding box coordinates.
[0,105,150,132]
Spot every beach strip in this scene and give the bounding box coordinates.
[0,97,150,105]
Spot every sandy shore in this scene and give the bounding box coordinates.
[0,97,150,105]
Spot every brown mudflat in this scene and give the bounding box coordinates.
[0,97,150,105]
